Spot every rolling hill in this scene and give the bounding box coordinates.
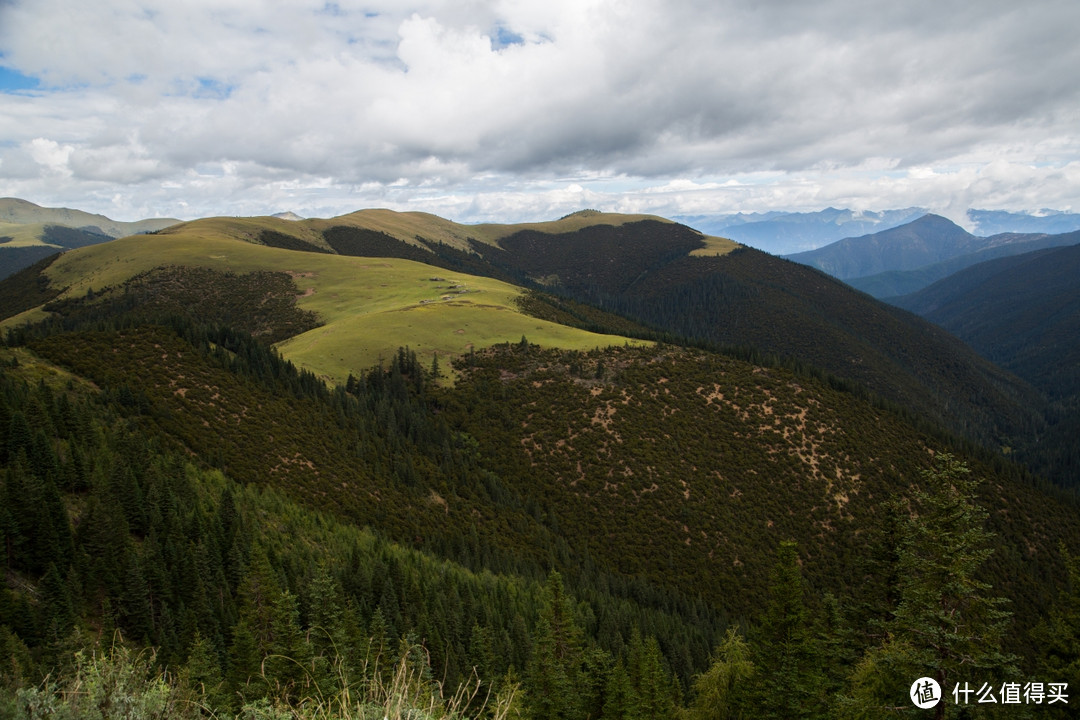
[0,198,181,279]
[0,197,180,237]
[0,225,647,385]
[892,243,1080,484]
[2,203,1080,718]
[2,207,1047,465]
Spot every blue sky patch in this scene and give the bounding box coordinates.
[194,76,235,99]
[0,64,40,93]
[492,26,524,50]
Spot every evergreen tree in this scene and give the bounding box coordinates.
[751,540,826,718]
[525,571,586,720]
[1033,545,1080,718]
[180,630,227,712]
[603,658,634,720]
[265,589,314,703]
[625,629,677,719]
[120,553,154,643]
[39,562,76,641]
[226,616,263,705]
[683,628,755,720]
[840,453,1016,719]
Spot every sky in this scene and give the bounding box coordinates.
[1,0,1079,224]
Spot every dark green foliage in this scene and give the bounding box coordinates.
[840,454,1017,718]
[324,226,437,262]
[683,628,756,720]
[1033,547,1080,719]
[38,266,322,344]
[894,242,1080,487]
[750,542,826,718]
[0,259,1079,717]
[258,229,331,253]
[525,572,588,719]
[38,564,75,641]
[0,247,63,288]
[492,220,706,293]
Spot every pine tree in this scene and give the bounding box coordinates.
[525,571,586,720]
[840,453,1016,719]
[39,562,76,641]
[751,540,826,718]
[684,628,755,720]
[181,630,227,711]
[1033,545,1080,718]
[603,658,634,720]
[625,629,677,719]
[226,616,263,705]
[265,589,313,703]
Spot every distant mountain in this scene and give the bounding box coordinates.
[272,210,305,221]
[784,214,987,279]
[678,207,926,254]
[969,208,1080,236]
[0,197,179,236]
[892,242,1080,398]
[848,229,1080,298]
[0,197,181,279]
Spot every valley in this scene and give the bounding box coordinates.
[1,205,1078,719]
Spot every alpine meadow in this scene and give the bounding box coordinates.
[0,203,1078,720]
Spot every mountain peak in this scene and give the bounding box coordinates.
[272,211,305,221]
[910,213,963,229]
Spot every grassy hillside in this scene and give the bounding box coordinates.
[1,208,1054,475]
[4,265,1080,717]
[1,229,646,384]
[0,197,179,236]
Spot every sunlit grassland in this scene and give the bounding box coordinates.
[690,234,741,256]
[16,226,647,383]
[306,208,690,249]
[156,214,331,249]
[0,221,62,247]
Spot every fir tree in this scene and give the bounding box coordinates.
[1033,545,1080,718]
[752,540,826,719]
[684,628,755,720]
[525,571,586,720]
[840,453,1016,719]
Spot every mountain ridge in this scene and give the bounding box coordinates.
[3,201,1080,717]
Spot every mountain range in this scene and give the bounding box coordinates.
[678,207,1080,255]
[786,213,1080,298]
[0,197,180,279]
[892,242,1080,482]
[1,200,1078,718]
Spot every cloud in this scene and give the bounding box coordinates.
[0,0,1078,221]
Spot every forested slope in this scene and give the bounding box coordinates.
[2,213,1079,717]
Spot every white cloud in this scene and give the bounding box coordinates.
[0,0,1078,221]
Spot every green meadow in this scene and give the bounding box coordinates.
[14,223,647,383]
[0,221,62,247]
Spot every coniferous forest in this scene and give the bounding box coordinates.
[2,222,1080,719]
